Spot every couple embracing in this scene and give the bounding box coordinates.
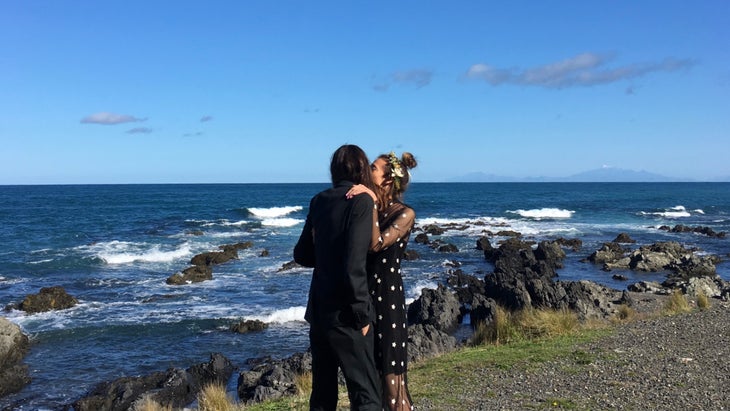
[294,144,417,411]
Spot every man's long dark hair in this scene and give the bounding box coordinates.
[330,144,374,189]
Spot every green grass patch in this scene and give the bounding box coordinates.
[408,329,608,407]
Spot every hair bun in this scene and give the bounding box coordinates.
[400,152,417,170]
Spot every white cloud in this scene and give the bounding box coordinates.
[466,53,695,89]
[371,69,434,91]
[126,127,153,134]
[81,112,147,125]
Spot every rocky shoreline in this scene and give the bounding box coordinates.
[1,222,728,409]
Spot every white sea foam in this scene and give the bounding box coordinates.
[507,208,575,219]
[261,217,304,227]
[639,205,691,218]
[418,217,474,226]
[416,217,514,235]
[416,215,582,238]
[195,219,250,227]
[209,231,254,238]
[28,259,54,265]
[250,306,307,323]
[219,220,249,227]
[249,206,303,218]
[93,241,192,265]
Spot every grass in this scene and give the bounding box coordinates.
[613,304,638,323]
[663,290,692,315]
[197,383,238,411]
[131,395,172,411]
[471,305,582,346]
[696,291,711,310]
[294,371,313,396]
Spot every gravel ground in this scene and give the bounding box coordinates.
[417,295,730,411]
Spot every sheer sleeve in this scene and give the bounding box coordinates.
[370,205,415,253]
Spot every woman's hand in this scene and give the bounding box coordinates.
[346,184,377,202]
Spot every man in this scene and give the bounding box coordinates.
[294,144,381,411]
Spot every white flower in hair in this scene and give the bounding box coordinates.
[388,152,405,190]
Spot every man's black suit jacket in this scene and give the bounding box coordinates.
[294,181,375,330]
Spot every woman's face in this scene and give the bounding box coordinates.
[371,157,390,187]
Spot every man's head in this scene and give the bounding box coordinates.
[330,144,373,187]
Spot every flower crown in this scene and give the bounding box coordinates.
[388,152,405,191]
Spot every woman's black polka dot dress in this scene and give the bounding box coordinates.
[368,202,415,410]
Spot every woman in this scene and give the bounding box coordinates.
[347,151,417,411]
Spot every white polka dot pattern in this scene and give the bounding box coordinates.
[368,203,415,409]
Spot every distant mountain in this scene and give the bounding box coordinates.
[562,167,680,182]
[447,167,686,183]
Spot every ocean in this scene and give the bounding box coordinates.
[1,183,729,409]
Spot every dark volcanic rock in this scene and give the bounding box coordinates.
[71,353,234,411]
[495,230,521,238]
[422,224,445,235]
[469,295,498,328]
[237,351,312,404]
[190,250,237,266]
[481,238,623,319]
[18,286,78,313]
[189,242,251,266]
[561,281,624,319]
[220,241,254,253]
[414,233,430,244]
[476,236,492,251]
[592,240,719,281]
[534,241,567,269]
[554,237,583,251]
[0,317,31,397]
[588,242,627,265]
[403,249,420,260]
[447,269,486,305]
[613,233,637,243]
[230,319,268,334]
[166,265,213,285]
[277,260,302,272]
[407,324,457,363]
[660,224,726,238]
[407,284,462,333]
[437,243,459,253]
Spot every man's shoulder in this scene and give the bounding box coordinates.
[314,185,347,200]
[348,192,374,212]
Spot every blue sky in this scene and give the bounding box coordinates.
[2,1,728,184]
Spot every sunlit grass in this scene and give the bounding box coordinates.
[612,304,638,323]
[663,290,692,315]
[471,305,582,346]
[130,396,172,411]
[696,291,711,310]
[197,383,239,411]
